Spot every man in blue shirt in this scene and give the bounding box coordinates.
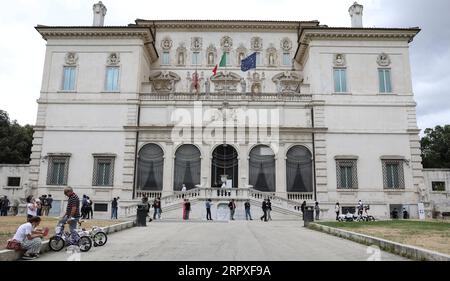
[205,199,213,221]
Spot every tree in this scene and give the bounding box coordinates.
[0,110,34,164]
[420,125,450,169]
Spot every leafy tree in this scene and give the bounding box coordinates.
[0,110,34,164]
[420,125,450,168]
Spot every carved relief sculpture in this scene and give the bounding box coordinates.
[272,71,303,94]
[220,36,233,52]
[161,37,173,50]
[236,44,247,66]
[210,71,240,93]
[377,53,391,67]
[334,53,346,67]
[281,38,292,51]
[149,71,181,93]
[191,37,202,51]
[248,72,265,94]
[65,52,78,65]
[251,37,263,51]
[107,53,120,65]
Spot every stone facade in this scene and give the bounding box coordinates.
[29,9,427,219]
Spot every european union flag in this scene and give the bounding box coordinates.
[241,52,257,72]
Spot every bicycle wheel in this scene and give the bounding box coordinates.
[49,236,65,252]
[93,231,108,247]
[78,236,92,252]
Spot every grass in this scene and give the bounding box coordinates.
[317,220,450,255]
[0,216,124,249]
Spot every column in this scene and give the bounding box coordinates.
[162,142,174,197]
[275,144,286,197]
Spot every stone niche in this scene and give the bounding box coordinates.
[149,71,181,93]
[210,71,241,93]
[272,71,303,94]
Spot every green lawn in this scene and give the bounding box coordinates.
[317,220,450,255]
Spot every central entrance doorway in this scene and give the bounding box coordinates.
[211,145,238,188]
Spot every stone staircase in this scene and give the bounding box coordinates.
[120,188,313,220]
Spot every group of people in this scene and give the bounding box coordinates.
[10,187,81,260]
[139,196,163,221]
[300,201,321,220]
[202,198,272,221]
[81,195,94,219]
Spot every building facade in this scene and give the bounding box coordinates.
[29,2,428,219]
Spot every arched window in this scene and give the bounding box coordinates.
[174,145,201,191]
[249,145,275,192]
[286,146,313,192]
[137,144,164,191]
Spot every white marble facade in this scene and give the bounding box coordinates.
[29,8,428,219]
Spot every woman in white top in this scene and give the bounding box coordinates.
[11,216,46,259]
[26,195,37,221]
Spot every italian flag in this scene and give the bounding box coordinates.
[212,53,226,76]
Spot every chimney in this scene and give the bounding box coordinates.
[349,2,363,28]
[93,1,107,27]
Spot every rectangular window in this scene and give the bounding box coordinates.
[342,206,356,215]
[7,177,21,187]
[47,156,70,186]
[432,181,446,191]
[162,52,170,65]
[379,69,392,93]
[256,52,261,66]
[62,66,76,91]
[283,53,291,66]
[192,52,200,65]
[93,157,114,186]
[334,68,347,93]
[105,67,120,92]
[382,160,404,189]
[336,160,358,189]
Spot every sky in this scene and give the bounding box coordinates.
[0,0,449,133]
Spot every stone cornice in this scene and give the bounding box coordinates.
[295,27,421,65]
[35,25,158,62]
[134,19,320,31]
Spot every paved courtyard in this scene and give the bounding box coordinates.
[37,220,407,261]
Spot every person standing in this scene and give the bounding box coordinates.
[335,202,340,221]
[357,200,363,216]
[205,199,213,221]
[1,196,10,216]
[260,199,268,222]
[266,199,272,221]
[46,194,53,216]
[111,198,118,219]
[59,187,81,237]
[244,200,252,220]
[228,199,236,220]
[26,196,37,222]
[300,201,306,220]
[154,197,162,220]
[314,201,320,221]
[87,196,94,219]
[35,198,42,217]
[184,199,191,220]
[41,195,49,216]
[81,195,88,219]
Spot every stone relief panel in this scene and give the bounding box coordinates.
[266,44,278,67]
[149,71,181,93]
[161,37,173,51]
[281,38,292,51]
[106,53,120,65]
[220,36,233,52]
[176,43,187,66]
[186,71,204,93]
[206,44,217,66]
[247,72,266,94]
[333,53,346,67]
[272,71,303,94]
[191,37,203,51]
[210,71,241,93]
[377,53,391,67]
[65,52,78,65]
[251,37,263,51]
